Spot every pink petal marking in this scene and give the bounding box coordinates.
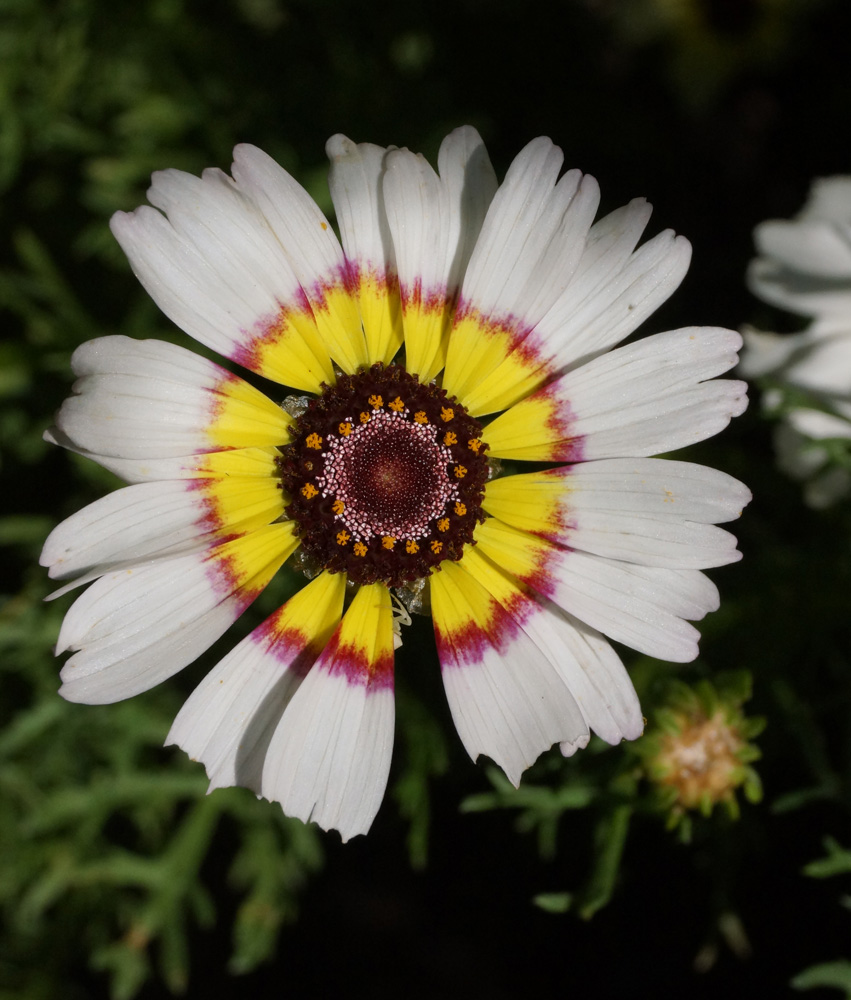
[434,584,534,666]
[230,286,316,373]
[317,630,395,691]
[250,607,324,678]
[452,297,548,371]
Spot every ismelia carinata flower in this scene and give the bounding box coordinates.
[42,128,750,840]
[741,176,851,507]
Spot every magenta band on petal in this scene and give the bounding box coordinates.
[435,589,532,667]
[319,631,395,691]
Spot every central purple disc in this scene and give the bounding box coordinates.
[318,411,456,539]
[278,363,489,587]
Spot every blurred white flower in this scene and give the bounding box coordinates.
[741,176,851,506]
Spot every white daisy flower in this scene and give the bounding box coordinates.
[741,176,851,506]
[42,128,750,841]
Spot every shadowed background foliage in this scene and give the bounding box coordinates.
[2,0,851,997]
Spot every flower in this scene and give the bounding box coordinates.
[740,176,851,507]
[42,128,750,840]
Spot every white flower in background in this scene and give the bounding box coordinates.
[741,176,851,507]
[42,128,750,841]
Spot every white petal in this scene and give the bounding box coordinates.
[538,229,692,371]
[788,407,851,440]
[111,198,304,372]
[42,482,210,579]
[431,559,588,785]
[261,667,394,842]
[801,176,851,223]
[558,326,747,458]
[327,135,394,271]
[57,556,248,703]
[41,475,282,581]
[567,198,654,288]
[747,258,851,319]
[381,127,497,378]
[56,372,218,458]
[437,126,500,292]
[541,552,718,663]
[778,331,851,396]
[167,621,309,794]
[51,336,286,460]
[484,459,749,569]
[739,326,814,378]
[70,333,224,385]
[56,524,295,703]
[439,641,587,786]
[111,158,337,388]
[755,219,851,279]
[570,458,750,521]
[382,147,446,293]
[458,136,599,325]
[383,126,497,298]
[519,601,643,747]
[229,144,347,296]
[168,572,346,795]
[44,431,277,486]
[456,197,686,387]
[556,458,749,568]
[483,326,747,461]
[565,514,741,570]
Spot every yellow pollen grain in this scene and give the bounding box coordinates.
[353,541,368,557]
[430,540,443,554]
[332,499,345,515]
[306,433,323,450]
[441,407,454,422]
[443,431,457,446]
[321,221,328,230]
[336,530,351,546]
[389,396,405,412]
[413,411,428,424]
[437,517,449,532]
[339,421,353,436]
[382,535,396,549]
[406,539,419,554]
[454,502,467,516]
[359,411,371,424]
[454,465,467,479]
[369,394,384,409]
[301,483,318,499]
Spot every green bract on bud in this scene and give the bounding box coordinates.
[632,672,764,838]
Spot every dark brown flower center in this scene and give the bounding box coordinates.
[278,364,488,587]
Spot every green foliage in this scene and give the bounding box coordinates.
[793,841,851,996]
[601,0,821,110]
[392,688,449,870]
[804,839,851,880]
[0,583,323,999]
[461,756,636,920]
[793,962,851,998]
